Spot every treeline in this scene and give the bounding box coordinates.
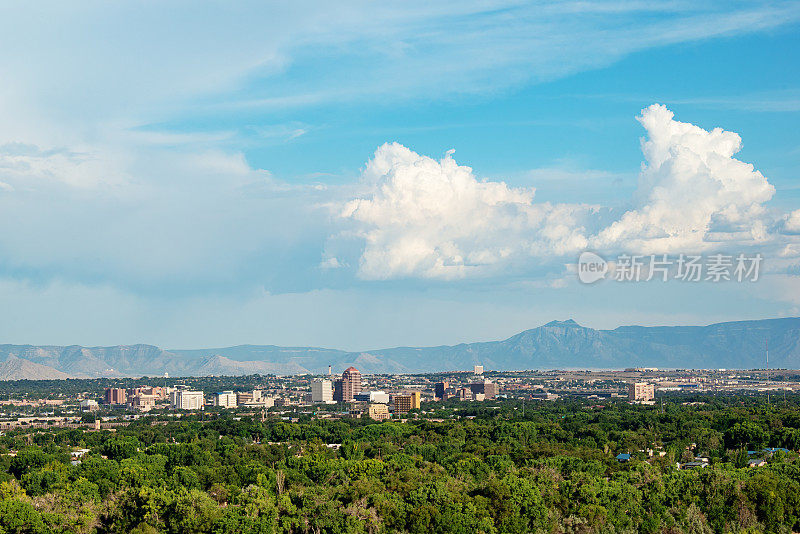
[1,399,800,532]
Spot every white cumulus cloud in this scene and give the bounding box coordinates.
[342,143,590,279]
[784,209,800,234]
[593,104,775,253]
[341,105,795,281]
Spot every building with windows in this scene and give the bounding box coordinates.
[434,382,449,400]
[171,389,205,410]
[470,379,497,400]
[129,394,157,411]
[104,388,127,405]
[474,365,484,375]
[333,367,362,402]
[311,379,333,403]
[367,403,391,421]
[393,391,421,414]
[354,391,389,404]
[628,382,655,402]
[213,391,237,408]
[80,399,99,412]
[456,387,473,401]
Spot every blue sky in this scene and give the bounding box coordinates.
[0,1,799,350]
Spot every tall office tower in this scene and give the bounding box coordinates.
[311,379,333,403]
[104,388,127,405]
[340,367,362,402]
[435,381,449,400]
[469,379,497,400]
[474,365,484,375]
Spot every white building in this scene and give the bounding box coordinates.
[80,399,99,411]
[213,391,237,408]
[311,379,333,403]
[355,390,390,404]
[474,365,484,375]
[171,389,205,410]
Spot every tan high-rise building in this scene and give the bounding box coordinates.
[334,367,362,402]
[628,382,655,402]
[104,388,127,405]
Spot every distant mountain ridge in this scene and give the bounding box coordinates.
[0,317,798,380]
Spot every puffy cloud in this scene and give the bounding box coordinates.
[784,209,800,234]
[593,104,775,253]
[342,143,590,279]
[341,105,794,280]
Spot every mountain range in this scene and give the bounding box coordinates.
[0,317,798,380]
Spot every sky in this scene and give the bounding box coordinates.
[0,1,799,350]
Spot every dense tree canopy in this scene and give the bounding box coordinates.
[1,397,800,533]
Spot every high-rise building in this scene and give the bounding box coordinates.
[470,380,497,400]
[474,365,484,375]
[213,391,237,408]
[434,382,449,400]
[334,367,362,402]
[628,382,655,402]
[393,391,421,414]
[104,388,127,405]
[171,389,205,410]
[311,379,333,403]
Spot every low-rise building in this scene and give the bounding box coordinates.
[129,394,157,411]
[80,399,99,412]
[354,391,390,404]
[367,403,390,421]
